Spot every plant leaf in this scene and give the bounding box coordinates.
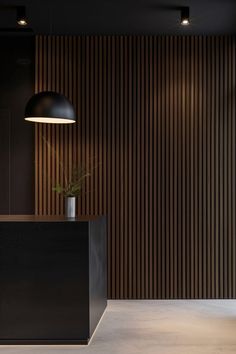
[52,184,64,194]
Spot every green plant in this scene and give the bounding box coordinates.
[53,166,91,197]
[42,136,92,198]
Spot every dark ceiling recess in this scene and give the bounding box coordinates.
[0,0,235,34]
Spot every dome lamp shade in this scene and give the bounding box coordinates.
[24,91,76,124]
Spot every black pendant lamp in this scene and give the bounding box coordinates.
[24,91,76,124]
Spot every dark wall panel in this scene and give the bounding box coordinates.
[0,37,35,214]
[0,109,10,214]
[35,35,236,299]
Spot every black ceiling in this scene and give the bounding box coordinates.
[0,0,236,35]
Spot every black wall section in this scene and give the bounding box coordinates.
[0,37,34,214]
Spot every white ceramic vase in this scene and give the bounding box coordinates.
[65,197,76,218]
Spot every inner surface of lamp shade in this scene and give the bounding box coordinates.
[24,117,76,124]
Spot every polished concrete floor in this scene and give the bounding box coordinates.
[1,300,236,354]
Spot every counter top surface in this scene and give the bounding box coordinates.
[0,215,102,222]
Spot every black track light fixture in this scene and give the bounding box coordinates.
[16,6,28,26]
[181,7,190,26]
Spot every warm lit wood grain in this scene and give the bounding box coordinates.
[35,35,236,299]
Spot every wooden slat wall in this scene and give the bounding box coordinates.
[35,35,236,299]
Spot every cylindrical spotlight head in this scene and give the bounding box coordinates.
[181,7,190,26]
[17,6,28,26]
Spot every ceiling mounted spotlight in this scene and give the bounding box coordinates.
[181,7,190,26]
[16,6,28,26]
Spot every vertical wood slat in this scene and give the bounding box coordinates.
[35,35,236,299]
